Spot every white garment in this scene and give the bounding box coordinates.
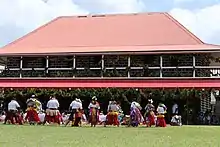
[171,115,181,123]
[99,114,107,122]
[82,114,87,122]
[88,103,100,109]
[47,99,59,109]
[8,100,20,111]
[0,115,6,121]
[108,104,119,111]
[62,114,70,123]
[131,101,142,110]
[70,100,82,109]
[23,113,27,120]
[157,106,166,114]
[38,113,45,122]
[172,104,178,114]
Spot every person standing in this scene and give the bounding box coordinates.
[144,99,155,127]
[129,101,143,127]
[44,96,60,125]
[25,95,41,124]
[88,96,100,127]
[106,101,119,127]
[65,98,83,127]
[4,98,21,125]
[156,103,167,127]
[172,103,179,115]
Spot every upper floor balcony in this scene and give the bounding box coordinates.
[0,53,219,79]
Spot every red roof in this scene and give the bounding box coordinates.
[1,12,220,55]
[0,78,220,88]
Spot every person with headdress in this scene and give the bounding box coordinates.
[4,98,21,125]
[129,101,142,127]
[156,103,167,127]
[65,98,83,127]
[106,101,119,127]
[44,96,60,125]
[25,95,41,125]
[144,99,155,127]
[88,96,100,127]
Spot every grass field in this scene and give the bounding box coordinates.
[0,125,219,147]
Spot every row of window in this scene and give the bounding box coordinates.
[4,54,209,69]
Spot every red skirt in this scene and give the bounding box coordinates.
[147,114,155,126]
[157,117,166,127]
[106,112,119,126]
[26,109,40,123]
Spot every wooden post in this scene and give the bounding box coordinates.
[101,55,104,78]
[73,55,76,77]
[193,55,196,77]
[20,56,23,78]
[128,56,131,78]
[46,56,49,75]
[160,55,163,78]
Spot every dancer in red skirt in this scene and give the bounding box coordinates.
[4,98,21,125]
[65,98,83,127]
[105,101,119,127]
[25,95,41,125]
[156,103,167,127]
[144,99,155,127]
[88,96,100,127]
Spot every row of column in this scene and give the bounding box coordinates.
[18,55,197,78]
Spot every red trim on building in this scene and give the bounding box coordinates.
[0,78,219,88]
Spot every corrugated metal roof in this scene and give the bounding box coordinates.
[0,12,212,55]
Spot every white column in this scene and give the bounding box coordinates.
[160,55,163,78]
[46,56,49,74]
[193,55,196,77]
[20,56,23,78]
[128,56,131,78]
[101,55,104,78]
[73,55,76,77]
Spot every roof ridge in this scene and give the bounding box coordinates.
[58,12,165,19]
[2,17,62,49]
[163,13,204,44]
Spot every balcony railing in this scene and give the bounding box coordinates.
[0,54,218,78]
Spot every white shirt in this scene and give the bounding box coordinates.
[47,99,59,109]
[70,100,82,109]
[38,113,45,122]
[108,104,119,111]
[99,114,107,122]
[131,101,142,110]
[8,100,20,111]
[88,103,100,109]
[157,106,166,114]
[172,104,178,114]
[0,115,6,121]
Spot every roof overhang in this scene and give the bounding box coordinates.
[0,78,219,88]
[0,44,220,56]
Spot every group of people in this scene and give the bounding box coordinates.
[2,95,181,127]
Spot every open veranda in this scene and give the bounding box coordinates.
[0,125,219,147]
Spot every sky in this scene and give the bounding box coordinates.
[0,0,220,47]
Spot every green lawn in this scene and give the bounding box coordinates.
[0,125,219,147]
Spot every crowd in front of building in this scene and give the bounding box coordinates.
[0,94,183,127]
